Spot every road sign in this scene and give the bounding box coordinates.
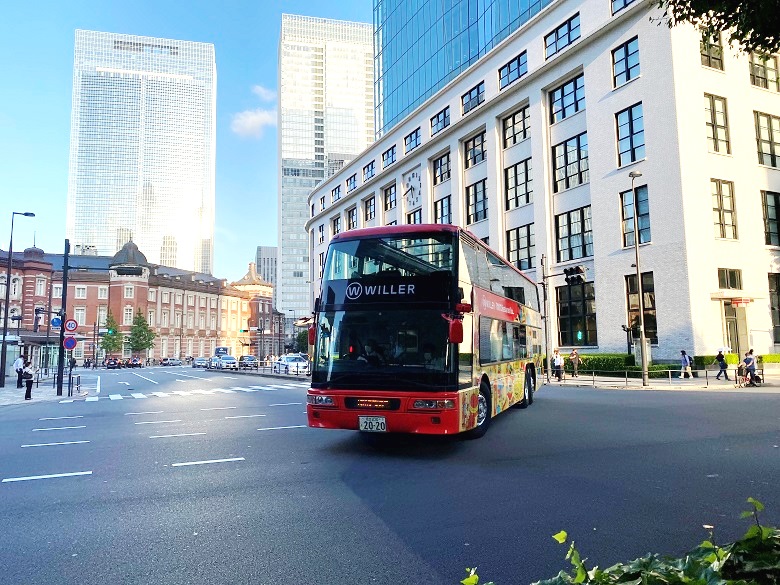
[63,336,77,350]
[51,317,62,328]
[64,319,78,332]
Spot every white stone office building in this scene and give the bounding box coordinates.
[277,15,373,330]
[306,0,780,361]
[67,30,217,274]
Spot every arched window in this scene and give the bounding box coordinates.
[10,277,21,298]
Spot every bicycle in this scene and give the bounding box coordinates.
[736,366,761,388]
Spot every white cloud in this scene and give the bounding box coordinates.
[251,84,277,101]
[230,108,277,138]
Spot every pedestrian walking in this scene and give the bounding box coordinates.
[714,351,730,380]
[22,361,35,400]
[13,354,25,388]
[569,349,581,378]
[680,350,693,378]
[552,349,563,381]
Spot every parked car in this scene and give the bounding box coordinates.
[161,358,183,366]
[129,357,143,368]
[106,358,121,369]
[238,355,259,370]
[192,357,208,369]
[219,356,239,370]
[207,356,220,370]
[273,354,310,375]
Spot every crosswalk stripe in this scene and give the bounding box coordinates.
[85,397,99,402]
[131,393,147,399]
[212,389,235,394]
[236,388,259,392]
[150,392,170,398]
[108,394,123,400]
[59,399,74,404]
[280,383,305,388]
[171,390,192,396]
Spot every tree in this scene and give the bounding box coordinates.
[128,312,156,356]
[657,0,780,54]
[100,313,123,356]
[296,330,308,353]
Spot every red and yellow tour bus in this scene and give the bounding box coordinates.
[306,224,543,438]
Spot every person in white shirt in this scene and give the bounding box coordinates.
[13,355,25,388]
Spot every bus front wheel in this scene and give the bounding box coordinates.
[465,382,491,439]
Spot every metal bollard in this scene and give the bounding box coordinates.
[76,375,81,395]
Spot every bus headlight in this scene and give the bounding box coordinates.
[307,395,335,406]
[412,399,455,410]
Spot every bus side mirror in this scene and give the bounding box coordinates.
[308,325,316,346]
[448,319,463,344]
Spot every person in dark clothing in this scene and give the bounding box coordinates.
[714,351,730,380]
[23,361,35,400]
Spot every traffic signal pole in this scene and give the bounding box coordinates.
[56,239,70,396]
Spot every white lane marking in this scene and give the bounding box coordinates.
[32,426,87,432]
[130,372,159,385]
[109,394,123,400]
[171,390,192,396]
[2,471,93,483]
[175,379,188,383]
[267,385,291,388]
[189,389,212,395]
[200,406,236,411]
[118,382,130,386]
[234,387,259,392]
[222,376,238,379]
[85,397,99,402]
[168,372,207,380]
[247,386,269,389]
[150,392,170,398]
[39,416,83,421]
[149,433,206,439]
[224,414,266,419]
[212,389,235,394]
[269,402,303,407]
[257,425,307,431]
[280,384,304,388]
[22,441,91,448]
[134,420,181,425]
[96,376,101,394]
[59,399,74,403]
[171,457,244,467]
[125,411,163,416]
[131,393,148,399]
[291,383,310,387]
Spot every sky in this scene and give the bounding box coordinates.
[0,0,373,282]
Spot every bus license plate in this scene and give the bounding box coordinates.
[358,416,387,433]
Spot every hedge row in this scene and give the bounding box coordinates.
[560,353,635,371]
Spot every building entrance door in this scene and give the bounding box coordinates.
[724,301,747,356]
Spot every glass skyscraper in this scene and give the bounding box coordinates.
[374,0,554,135]
[67,30,217,273]
[277,15,373,322]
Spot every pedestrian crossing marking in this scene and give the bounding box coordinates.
[85,397,99,402]
[108,394,123,400]
[131,393,147,399]
[56,384,304,404]
[150,392,170,398]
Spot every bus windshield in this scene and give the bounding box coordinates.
[311,308,454,390]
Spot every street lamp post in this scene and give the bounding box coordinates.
[629,171,648,387]
[0,211,35,388]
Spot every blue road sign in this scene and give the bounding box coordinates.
[51,317,62,328]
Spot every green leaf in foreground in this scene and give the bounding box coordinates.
[552,531,567,544]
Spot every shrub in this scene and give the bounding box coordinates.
[694,353,739,366]
[759,353,780,364]
[563,353,635,373]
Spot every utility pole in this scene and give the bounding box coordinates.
[629,171,649,387]
[56,239,70,396]
[540,254,551,384]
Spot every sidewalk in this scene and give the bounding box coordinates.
[0,376,74,407]
[544,369,780,392]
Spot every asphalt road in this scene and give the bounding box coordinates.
[0,370,778,585]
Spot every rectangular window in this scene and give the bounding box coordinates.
[756,111,780,167]
[35,278,46,296]
[505,157,533,209]
[53,284,62,299]
[705,94,731,154]
[462,81,485,114]
[498,51,528,89]
[466,179,488,224]
[556,282,597,346]
[718,268,742,289]
[750,53,779,91]
[97,286,108,299]
[318,224,325,244]
[621,185,651,246]
[147,309,154,327]
[506,223,535,270]
[364,196,376,221]
[404,127,421,153]
[332,217,341,235]
[479,317,529,364]
[612,0,637,14]
[318,252,325,278]
[363,161,375,181]
[503,106,530,147]
[625,272,658,344]
[319,196,326,211]
[382,145,397,168]
[700,33,723,69]
[769,274,780,342]
[556,205,593,261]
[74,307,86,326]
[124,285,134,299]
[464,132,487,168]
[331,185,341,203]
[430,107,450,135]
[346,174,357,192]
[763,190,780,245]
[550,74,585,123]
[347,207,357,230]
[384,184,397,210]
[552,133,589,192]
[712,179,737,239]
[434,196,452,224]
[162,291,170,303]
[123,307,133,325]
[98,306,107,326]
[613,37,640,86]
[433,152,451,185]
[74,286,87,299]
[407,209,422,224]
[616,102,645,166]
[545,14,580,59]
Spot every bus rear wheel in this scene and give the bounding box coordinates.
[465,382,491,439]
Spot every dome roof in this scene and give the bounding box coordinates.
[110,241,148,266]
[23,245,45,260]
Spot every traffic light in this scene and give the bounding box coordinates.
[564,266,585,285]
[107,327,115,335]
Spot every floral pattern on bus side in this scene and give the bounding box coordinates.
[459,387,480,431]
[479,361,533,415]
